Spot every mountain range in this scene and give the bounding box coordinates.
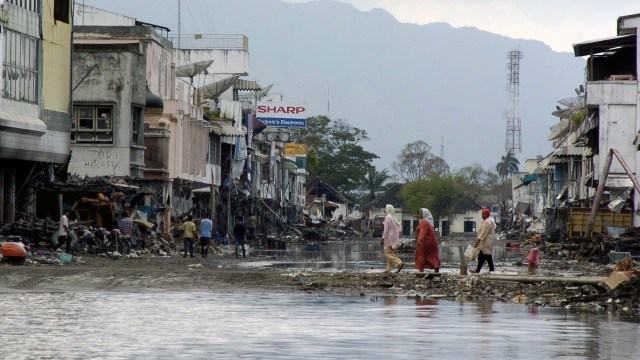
[83,0,586,172]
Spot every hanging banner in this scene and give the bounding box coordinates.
[283,143,308,157]
[256,101,307,128]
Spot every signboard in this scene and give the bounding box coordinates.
[283,143,308,157]
[256,101,307,128]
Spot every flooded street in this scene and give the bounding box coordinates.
[248,238,523,273]
[1,291,638,359]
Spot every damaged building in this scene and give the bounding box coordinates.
[0,1,73,223]
[519,13,640,239]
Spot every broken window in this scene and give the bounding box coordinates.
[3,30,38,104]
[71,105,114,143]
[54,0,70,23]
[132,106,143,146]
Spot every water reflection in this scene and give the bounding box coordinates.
[1,292,637,359]
[251,240,524,271]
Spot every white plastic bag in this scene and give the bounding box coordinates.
[464,244,479,261]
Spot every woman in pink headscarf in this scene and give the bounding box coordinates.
[415,208,440,273]
[381,204,404,273]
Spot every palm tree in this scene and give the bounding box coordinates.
[496,150,520,179]
[362,167,390,202]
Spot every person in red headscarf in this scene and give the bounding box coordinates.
[474,208,495,273]
[415,208,440,273]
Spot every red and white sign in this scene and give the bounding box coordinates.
[256,101,307,128]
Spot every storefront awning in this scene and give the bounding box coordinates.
[281,161,297,170]
[235,79,262,91]
[220,125,245,136]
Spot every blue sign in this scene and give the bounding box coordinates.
[258,117,306,128]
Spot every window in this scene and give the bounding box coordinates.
[132,106,143,145]
[209,135,221,164]
[6,0,39,13]
[71,106,114,143]
[3,30,39,103]
[54,0,70,23]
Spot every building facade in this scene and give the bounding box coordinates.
[0,0,72,222]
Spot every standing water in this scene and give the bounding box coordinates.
[1,292,638,359]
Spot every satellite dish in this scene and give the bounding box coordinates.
[175,60,214,84]
[198,75,240,99]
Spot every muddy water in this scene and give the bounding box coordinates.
[1,292,638,359]
[249,239,522,272]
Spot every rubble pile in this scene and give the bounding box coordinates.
[538,227,640,264]
[1,216,58,247]
[297,216,363,241]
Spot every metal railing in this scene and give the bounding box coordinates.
[168,34,248,50]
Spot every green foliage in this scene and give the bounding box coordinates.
[485,171,512,218]
[571,110,585,125]
[362,166,391,202]
[452,164,489,203]
[399,174,459,222]
[298,116,378,196]
[496,150,520,179]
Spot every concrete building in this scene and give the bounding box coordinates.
[0,0,72,222]
[539,13,640,237]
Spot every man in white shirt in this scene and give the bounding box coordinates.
[54,209,71,253]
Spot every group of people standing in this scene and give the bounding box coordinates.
[380,205,495,275]
[181,213,258,259]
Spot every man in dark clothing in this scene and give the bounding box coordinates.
[233,216,247,258]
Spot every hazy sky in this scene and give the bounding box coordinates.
[285,0,639,52]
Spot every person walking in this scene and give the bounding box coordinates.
[415,208,440,273]
[247,214,257,245]
[233,216,247,258]
[381,204,403,273]
[474,208,495,273]
[54,209,71,253]
[199,213,213,258]
[182,215,197,258]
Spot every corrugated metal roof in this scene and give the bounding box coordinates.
[573,34,636,57]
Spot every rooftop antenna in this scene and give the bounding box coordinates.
[327,86,330,118]
[440,136,444,159]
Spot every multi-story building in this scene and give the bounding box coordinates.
[539,12,640,237]
[0,0,72,222]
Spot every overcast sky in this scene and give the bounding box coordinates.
[285,0,639,52]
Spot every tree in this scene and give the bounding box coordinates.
[362,167,390,202]
[486,171,512,220]
[452,164,490,203]
[496,150,520,179]
[392,140,449,181]
[298,116,378,196]
[398,174,459,224]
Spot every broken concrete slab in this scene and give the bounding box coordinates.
[603,271,634,290]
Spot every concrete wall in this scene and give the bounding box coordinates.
[0,1,71,164]
[69,49,146,177]
[74,4,136,26]
[447,210,483,233]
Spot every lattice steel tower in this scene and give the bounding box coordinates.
[504,49,523,156]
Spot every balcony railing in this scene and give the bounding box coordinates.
[168,34,248,51]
